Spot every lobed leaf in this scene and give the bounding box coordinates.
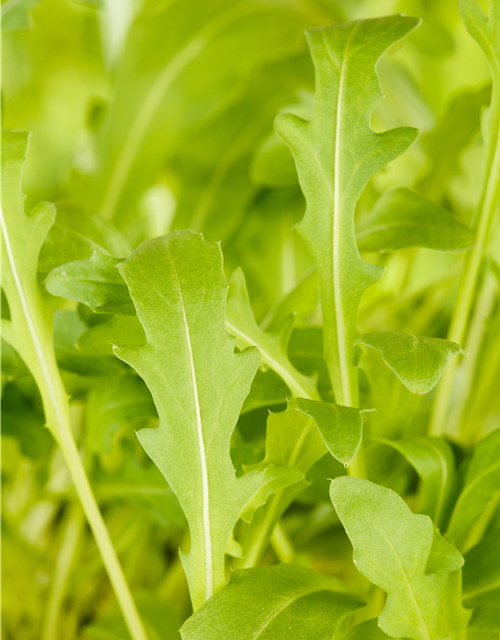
[331,476,463,640]
[113,230,292,609]
[276,15,420,405]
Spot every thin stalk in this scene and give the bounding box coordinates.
[2,312,147,640]
[42,507,83,640]
[430,98,500,438]
[270,522,295,564]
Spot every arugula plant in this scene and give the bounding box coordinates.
[2,1,500,640]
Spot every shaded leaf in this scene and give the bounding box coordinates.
[77,315,145,356]
[356,188,475,253]
[375,437,458,528]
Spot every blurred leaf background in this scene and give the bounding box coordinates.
[2,0,499,638]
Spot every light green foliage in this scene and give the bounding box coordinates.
[181,564,363,640]
[293,398,364,466]
[446,428,500,551]
[331,477,463,640]
[226,267,319,400]
[376,437,457,528]
[355,332,465,395]
[114,230,294,609]
[45,253,135,315]
[337,619,399,639]
[77,316,146,356]
[356,188,475,253]
[276,16,419,406]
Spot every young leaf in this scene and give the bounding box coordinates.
[113,230,282,609]
[275,16,420,406]
[45,253,136,315]
[1,0,41,31]
[375,437,458,528]
[180,564,364,640]
[356,188,475,253]
[226,267,319,400]
[446,428,500,551]
[293,397,365,467]
[355,332,465,395]
[331,476,462,640]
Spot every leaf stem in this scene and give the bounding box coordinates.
[42,507,83,640]
[430,100,500,437]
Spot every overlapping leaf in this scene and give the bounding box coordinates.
[276,16,420,405]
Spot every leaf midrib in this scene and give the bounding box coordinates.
[166,245,213,601]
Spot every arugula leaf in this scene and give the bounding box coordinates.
[355,332,465,395]
[226,267,319,400]
[239,402,327,567]
[45,253,135,315]
[275,16,419,406]
[375,437,457,528]
[446,428,500,551]
[180,564,364,640]
[293,398,365,467]
[113,230,292,609]
[330,476,463,640]
[356,188,475,253]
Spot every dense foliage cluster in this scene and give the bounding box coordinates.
[1,0,500,638]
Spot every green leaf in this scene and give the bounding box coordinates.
[446,428,500,551]
[226,268,319,400]
[45,253,136,315]
[113,230,273,610]
[293,397,365,467]
[356,188,475,253]
[375,437,458,528]
[180,564,364,640]
[53,310,124,377]
[38,202,130,273]
[275,16,419,406]
[425,528,463,576]
[463,524,500,608]
[240,402,327,566]
[330,476,462,640]
[355,332,465,395]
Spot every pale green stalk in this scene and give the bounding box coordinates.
[42,508,83,640]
